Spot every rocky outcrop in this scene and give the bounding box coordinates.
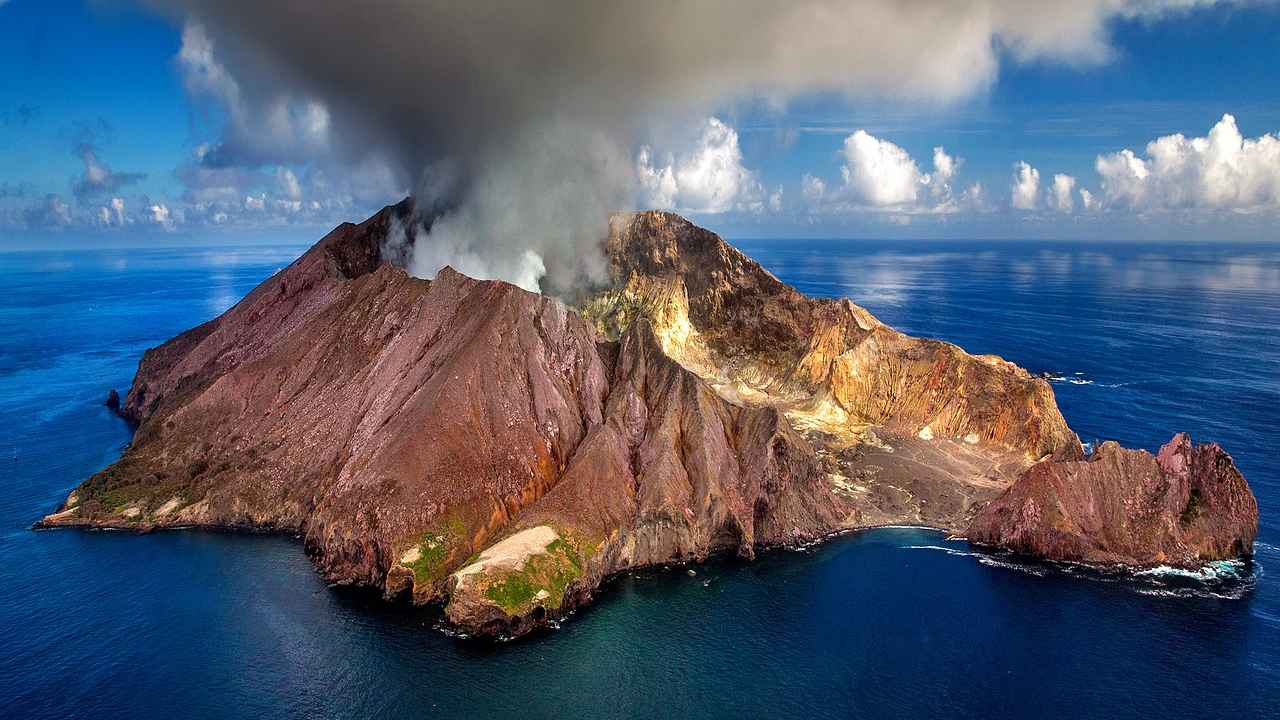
[968,434,1258,567]
[37,201,1257,637]
[589,211,1081,460]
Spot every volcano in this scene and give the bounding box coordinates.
[38,200,1258,638]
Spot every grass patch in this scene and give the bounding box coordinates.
[93,485,141,511]
[480,535,587,615]
[404,515,468,585]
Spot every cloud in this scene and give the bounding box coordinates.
[1011,161,1041,210]
[1080,187,1099,211]
[144,0,1213,290]
[24,194,73,228]
[72,144,145,200]
[277,167,302,200]
[1095,113,1280,212]
[801,174,827,204]
[804,129,980,215]
[841,130,924,206]
[177,23,331,168]
[149,203,177,230]
[96,197,128,227]
[636,117,767,214]
[1050,173,1077,212]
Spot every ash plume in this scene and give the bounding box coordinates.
[149,1,1207,292]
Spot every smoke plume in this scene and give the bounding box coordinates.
[149,1,1209,292]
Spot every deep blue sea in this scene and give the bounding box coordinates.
[1,240,1277,718]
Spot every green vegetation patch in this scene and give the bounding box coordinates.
[404,515,468,585]
[481,536,586,615]
[87,470,153,513]
[84,463,196,519]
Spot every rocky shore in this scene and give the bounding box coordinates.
[37,200,1258,638]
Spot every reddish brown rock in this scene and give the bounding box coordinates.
[968,434,1258,567]
[36,201,1257,637]
[35,201,849,637]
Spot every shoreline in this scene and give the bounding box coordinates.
[33,513,1257,641]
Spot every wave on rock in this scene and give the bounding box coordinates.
[902,540,1258,599]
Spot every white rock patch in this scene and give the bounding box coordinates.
[452,525,560,581]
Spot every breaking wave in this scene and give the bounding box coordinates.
[902,544,1048,576]
[1040,371,1132,389]
[902,541,1258,599]
[1043,371,1095,385]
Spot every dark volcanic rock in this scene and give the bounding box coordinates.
[104,389,120,413]
[968,434,1258,567]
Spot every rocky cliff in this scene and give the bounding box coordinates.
[968,433,1257,567]
[37,200,1257,637]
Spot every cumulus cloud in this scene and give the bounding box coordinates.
[804,130,980,215]
[841,130,925,206]
[1080,187,1099,211]
[96,197,127,227]
[138,0,1213,290]
[149,203,177,230]
[637,117,767,214]
[1095,113,1280,212]
[1050,173,1077,212]
[801,174,827,205]
[1011,161,1041,210]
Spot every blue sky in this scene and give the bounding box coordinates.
[2,0,1280,247]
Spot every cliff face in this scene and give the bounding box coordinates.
[590,211,1081,460]
[968,434,1258,567]
[37,202,1257,637]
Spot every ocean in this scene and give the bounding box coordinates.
[1,239,1276,718]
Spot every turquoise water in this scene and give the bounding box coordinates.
[1,241,1277,718]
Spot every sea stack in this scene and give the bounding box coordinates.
[37,200,1258,637]
[968,433,1258,567]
